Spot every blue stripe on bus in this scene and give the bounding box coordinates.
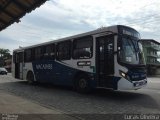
[32,60,96,87]
[32,60,122,89]
[113,76,121,89]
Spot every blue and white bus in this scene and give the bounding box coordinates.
[12,25,147,93]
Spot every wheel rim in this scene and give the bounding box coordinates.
[79,78,87,88]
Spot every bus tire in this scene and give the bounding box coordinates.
[75,75,91,93]
[26,71,35,84]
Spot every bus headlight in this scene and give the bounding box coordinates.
[119,70,130,80]
[120,71,126,78]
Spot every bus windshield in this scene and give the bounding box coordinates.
[119,36,145,65]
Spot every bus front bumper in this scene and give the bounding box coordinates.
[117,78,147,90]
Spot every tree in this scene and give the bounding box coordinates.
[0,48,11,67]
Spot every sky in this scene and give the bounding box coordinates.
[0,0,160,52]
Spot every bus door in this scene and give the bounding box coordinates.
[96,35,114,88]
[15,51,24,79]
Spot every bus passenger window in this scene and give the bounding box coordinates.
[43,44,55,60]
[35,47,43,60]
[57,41,71,60]
[25,49,32,62]
[73,36,93,59]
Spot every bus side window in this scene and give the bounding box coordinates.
[24,49,32,62]
[19,52,24,62]
[73,36,93,59]
[43,44,55,60]
[35,47,43,60]
[57,41,71,60]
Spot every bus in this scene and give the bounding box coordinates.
[12,25,147,93]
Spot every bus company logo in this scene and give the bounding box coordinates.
[36,64,52,70]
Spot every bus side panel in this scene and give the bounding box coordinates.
[32,60,76,85]
[23,62,35,80]
[32,60,96,87]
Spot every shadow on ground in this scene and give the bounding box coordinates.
[0,80,159,113]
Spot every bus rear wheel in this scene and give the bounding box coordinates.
[26,71,35,84]
[75,75,91,93]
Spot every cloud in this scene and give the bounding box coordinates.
[0,34,22,52]
[0,0,160,52]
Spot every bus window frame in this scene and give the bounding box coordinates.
[56,40,72,61]
[72,36,93,59]
[35,46,43,60]
[24,49,32,62]
[43,44,55,60]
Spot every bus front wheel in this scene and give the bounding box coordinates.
[75,75,91,93]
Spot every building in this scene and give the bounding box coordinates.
[141,39,160,75]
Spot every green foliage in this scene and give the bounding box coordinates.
[0,48,11,67]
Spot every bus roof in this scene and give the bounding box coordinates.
[13,25,137,52]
